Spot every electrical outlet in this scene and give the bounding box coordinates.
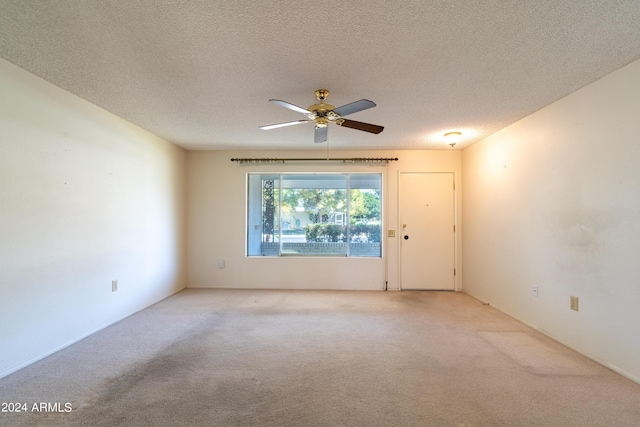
[112,280,118,292]
[570,296,579,311]
[532,286,538,297]
[217,259,225,269]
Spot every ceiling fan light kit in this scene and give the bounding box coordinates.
[259,89,384,143]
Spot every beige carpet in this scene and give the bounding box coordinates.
[1,289,639,426]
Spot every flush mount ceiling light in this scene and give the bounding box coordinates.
[444,131,462,148]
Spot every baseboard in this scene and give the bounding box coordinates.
[460,291,640,386]
[0,286,185,380]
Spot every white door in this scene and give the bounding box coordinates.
[400,172,455,290]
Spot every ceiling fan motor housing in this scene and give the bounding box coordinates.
[307,90,337,125]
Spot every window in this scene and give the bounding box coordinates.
[247,173,382,257]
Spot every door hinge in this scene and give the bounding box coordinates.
[454,268,456,276]
[453,225,456,232]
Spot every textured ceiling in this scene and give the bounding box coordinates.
[1,1,640,151]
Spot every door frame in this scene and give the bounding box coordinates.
[397,171,458,291]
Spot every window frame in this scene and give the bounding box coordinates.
[246,172,383,258]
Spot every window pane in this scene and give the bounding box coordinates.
[247,175,279,256]
[281,174,347,256]
[349,174,381,257]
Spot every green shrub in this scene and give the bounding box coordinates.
[305,223,345,242]
[304,223,380,243]
[349,224,381,243]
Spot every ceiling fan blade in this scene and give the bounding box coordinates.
[269,99,311,114]
[259,120,311,130]
[338,119,384,134]
[332,99,376,117]
[314,126,328,143]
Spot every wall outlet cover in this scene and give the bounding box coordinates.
[570,296,579,311]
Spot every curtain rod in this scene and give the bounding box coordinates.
[230,157,398,164]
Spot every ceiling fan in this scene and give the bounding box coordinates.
[259,89,384,143]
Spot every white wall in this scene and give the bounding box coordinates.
[462,58,640,382]
[0,59,187,378]
[186,149,461,290]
